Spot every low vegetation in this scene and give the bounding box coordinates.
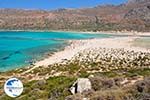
[0,59,150,100]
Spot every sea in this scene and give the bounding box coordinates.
[0,31,114,72]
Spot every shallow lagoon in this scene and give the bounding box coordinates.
[0,31,113,71]
[133,37,150,49]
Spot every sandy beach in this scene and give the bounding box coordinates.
[23,36,150,74]
[79,31,150,36]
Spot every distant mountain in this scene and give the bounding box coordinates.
[0,0,149,32]
[127,0,150,3]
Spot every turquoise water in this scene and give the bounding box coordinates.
[0,31,113,72]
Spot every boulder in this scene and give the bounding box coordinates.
[70,78,92,94]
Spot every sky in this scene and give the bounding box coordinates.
[0,0,127,10]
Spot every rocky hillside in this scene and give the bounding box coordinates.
[0,0,149,32]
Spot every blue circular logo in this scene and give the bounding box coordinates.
[4,78,23,98]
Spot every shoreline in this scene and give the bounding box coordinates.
[0,30,149,73]
[0,29,150,36]
[23,36,150,74]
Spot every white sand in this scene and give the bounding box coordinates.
[23,37,150,74]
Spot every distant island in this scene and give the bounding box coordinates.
[0,0,150,32]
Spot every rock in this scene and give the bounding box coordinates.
[33,80,47,90]
[70,78,92,94]
[88,74,94,78]
[37,80,46,86]
[83,98,90,100]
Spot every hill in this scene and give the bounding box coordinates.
[0,0,149,32]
